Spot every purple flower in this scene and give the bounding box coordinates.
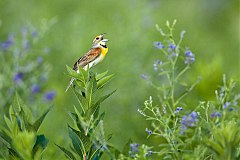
[154,41,164,49]
[37,56,43,64]
[31,84,40,94]
[145,128,153,135]
[1,34,14,50]
[129,143,139,157]
[44,91,56,101]
[153,59,163,71]
[223,102,231,109]
[31,30,38,37]
[229,107,234,112]
[23,40,30,49]
[13,72,23,83]
[145,150,153,157]
[181,111,198,134]
[168,43,176,52]
[141,74,149,80]
[184,50,195,64]
[174,107,183,114]
[190,111,197,119]
[210,112,221,118]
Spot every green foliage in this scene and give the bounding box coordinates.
[0,93,50,160]
[57,66,116,160]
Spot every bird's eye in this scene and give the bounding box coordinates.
[96,37,99,40]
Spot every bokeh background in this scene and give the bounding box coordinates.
[0,0,239,158]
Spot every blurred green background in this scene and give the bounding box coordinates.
[0,0,239,158]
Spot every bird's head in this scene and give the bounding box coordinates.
[92,33,109,48]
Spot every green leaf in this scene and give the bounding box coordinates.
[66,65,79,78]
[93,112,105,128]
[96,90,116,105]
[0,133,10,148]
[8,148,22,159]
[68,127,85,158]
[96,71,108,81]
[89,90,116,119]
[12,93,21,113]
[73,89,88,113]
[55,144,76,160]
[85,73,97,109]
[68,125,91,151]
[19,109,32,132]
[32,134,49,156]
[122,139,132,156]
[32,107,51,132]
[4,115,13,132]
[97,74,114,89]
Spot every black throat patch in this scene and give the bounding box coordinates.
[101,44,107,48]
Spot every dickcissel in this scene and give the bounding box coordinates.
[65,33,109,92]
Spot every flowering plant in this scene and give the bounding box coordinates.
[134,20,240,159]
[0,19,57,117]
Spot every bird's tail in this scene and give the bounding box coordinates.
[65,77,75,92]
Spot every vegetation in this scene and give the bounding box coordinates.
[0,1,239,159]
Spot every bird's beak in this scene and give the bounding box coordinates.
[100,33,107,40]
[101,39,109,42]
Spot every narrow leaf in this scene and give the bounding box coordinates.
[33,107,51,132]
[96,71,108,81]
[55,144,76,160]
[68,127,84,158]
[32,134,49,156]
[96,90,116,105]
[97,74,114,89]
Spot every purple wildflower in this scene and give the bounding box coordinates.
[174,107,183,114]
[153,63,158,71]
[156,59,162,65]
[229,107,234,112]
[184,50,195,64]
[145,150,153,157]
[44,91,56,101]
[168,43,176,52]
[129,143,139,158]
[153,59,163,71]
[141,74,149,80]
[13,72,23,83]
[31,30,38,37]
[23,40,30,49]
[37,56,43,64]
[181,111,198,134]
[31,84,40,94]
[154,41,164,49]
[145,128,153,135]
[223,102,231,109]
[1,34,14,50]
[172,53,177,57]
[210,112,221,118]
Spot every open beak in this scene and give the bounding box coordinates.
[100,33,107,40]
[101,39,109,42]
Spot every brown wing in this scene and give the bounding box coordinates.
[73,48,101,71]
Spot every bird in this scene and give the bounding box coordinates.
[65,33,109,92]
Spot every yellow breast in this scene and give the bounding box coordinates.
[100,47,108,58]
